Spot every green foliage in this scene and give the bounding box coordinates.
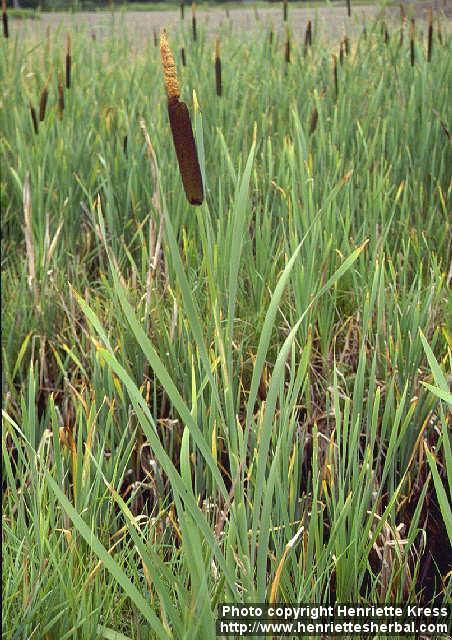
[2,8,451,638]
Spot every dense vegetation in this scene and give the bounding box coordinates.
[2,5,451,639]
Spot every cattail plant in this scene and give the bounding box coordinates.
[346,0,351,18]
[410,18,415,66]
[160,30,203,205]
[153,28,158,47]
[2,0,8,39]
[123,134,128,156]
[65,34,71,89]
[383,22,389,45]
[283,0,288,22]
[285,28,290,63]
[39,74,51,122]
[344,35,350,55]
[304,20,312,56]
[214,38,222,97]
[309,106,318,135]
[339,40,344,65]
[192,2,197,42]
[57,72,64,119]
[180,0,184,20]
[269,25,274,46]
[180,47,186,66]
[30,102,39,135]
[427,8,433,61]
[332,53,338,99]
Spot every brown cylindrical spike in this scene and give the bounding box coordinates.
[30,103,39,135]
[410,18,415,66]
[215,38,222,96]
[344,35,350,55]
[65,34,71,89]
[39,74,51,122]
[192,2,197,41]
[181,47,186,66]
[346,0,351,17]
[283,0,288,22]
[58,72,64,119]
[285,31,290,63]
[180,0,184,20]
[160,31,203,206]
[2,0,8,39]
[309,106,318,135]
[339,40,344,65]
[427,8,433,62]
[332,54,338,99]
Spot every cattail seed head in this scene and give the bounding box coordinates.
[346,0,351,17]
[160,30,203,206]
[339,40,344,65]
[192,2,197,41]
[427,8,433,61]
[344,35,350,55]
[410,18,415,66]
[58,72,64,119]
[180,46,186,66]
[215,38,222,96]
[309,106,318,135]
[39,73,51,122]
[30,102,39,135]
[285,31,290,63]
[180,0,184,20]
[123,134,128,156]
[153,28,158,47]
[283,0,288,22]
[2,0,8,39]
[332,54,338,98]
[65,34,71,89]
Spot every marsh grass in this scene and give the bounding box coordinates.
[2,9,451,639]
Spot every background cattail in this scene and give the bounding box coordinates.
[180,47,186,66]
[123,134,128,156]
[160,30,203,206]
[153,28,158,47]
[304,20,312,56]
[269,26,274,46]
[283,0,288,22]
[410,18,415,66]
[39,74,51,122]
[2,0,8,39]
[65,34,71,89]
[192,2,197,42]
[309,106,318,135]
[285,29,290,63]
[383,22,389,45]
[339,40,344,65]
[344,35,350,55]
[180,0,184,20]
[427,8,433,62]
[346,0,351,18]
[332,54,338,98]
[30,103,39,135]
[215,38,222,97]
[58,72,64,119]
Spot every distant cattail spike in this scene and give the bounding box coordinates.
[285,30,290,63]
[339,40,344,65]
[180,0,184,20]
[39,74,51,122]
[2,0,8,38]
[181,46,186,66]
[269,26,273,46]
[332,54,338,99]
[192,2,197,41]
[30,103,39,135]
[123,134,128,156]
[215,38,222,96]
[283,0,288,22]
[58,72,64,119]
[65,34,71,89]
[346,0,351,17]
[304,20,312,56]
[427,8,433,61]
[153,28,158,47]
[160,30,203,206]
[410,18,415,66]
[344,35,350,55]
[309,106,318,135]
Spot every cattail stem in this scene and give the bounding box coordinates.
[180,0,184,20]
[283,0,288,22]
[65,34,71,89]
[30,103,39,135]
[2,0,8,39]
[215,38,222,97]
[160,30,203,206]
[192,2,197,41]
[346,0,351,17]
[180,47,186,66]
[58,72,64,119]
[410,18,415,66]
[427,8,433,61]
